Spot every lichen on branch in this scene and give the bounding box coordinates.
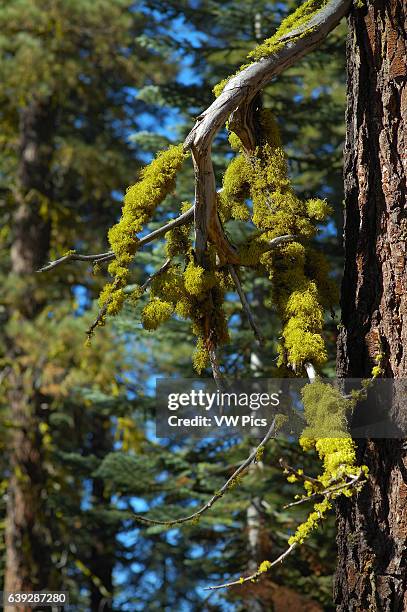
[97,144,188,323]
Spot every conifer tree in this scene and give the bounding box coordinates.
[0,0,178,605]
[52,0,404,607]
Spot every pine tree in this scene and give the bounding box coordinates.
[0,0,178,605]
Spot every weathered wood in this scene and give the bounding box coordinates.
[184,0,351,267]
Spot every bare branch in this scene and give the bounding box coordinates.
[205,543,297,590]
[38,250,112,272]
[38,206,194,273]
[209,348,225,386]
[86,278,121,339]
[139,259,171,292]
[132,416,277,526]
[228,265,264,345]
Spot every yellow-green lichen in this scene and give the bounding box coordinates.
[98,144,188,322]
[213,1,329,97]
[218,154,251,222]
[141,298,174,331]
[248,0,329,61]
[287,381,368,545]
[184,261,217,296]
[258,560,272,573]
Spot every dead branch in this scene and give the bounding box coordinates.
[283,471,364,509]
[38,206,194,272]
[132,416,277,526]
[205,543,297,590]
[279,458,320,486]
[228,265,264,345]
[183,0,351,267]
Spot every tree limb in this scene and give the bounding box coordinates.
[38,206,194,272]
[183,0,351,267]
[132,416,277,526]
[205,543,297,590]
[228,265,264,345]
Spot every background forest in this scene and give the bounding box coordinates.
[0,1,348,610]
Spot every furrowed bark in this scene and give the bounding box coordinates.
[5,99,57,599]
[335,1,407,609]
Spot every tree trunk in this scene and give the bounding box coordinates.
[335,1,407,610]
[88,417,114,612]
[5,99,56,598]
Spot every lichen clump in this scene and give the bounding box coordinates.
[141,255,230,373]
[219,109,337,372]
[98,144,187,319]
[286,381,368,545]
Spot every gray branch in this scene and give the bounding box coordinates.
[183,0,351,267]
[38,206,194,272]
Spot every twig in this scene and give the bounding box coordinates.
[283,472,363,509]
[139,259,171,292]
[87,259,172,338]
[228,265,264,346]
[279,458,320,486]
[86,278,121,338]
[133,416,277,526]
[209,348,225,388]
[266,234,297,250]
[38,206,194,272]
[205,543,297,590]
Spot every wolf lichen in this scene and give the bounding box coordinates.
[98,144,188,322]
[141,297,174,331]
[213,0,329,97]
[249,0,329,61]
[183,261,217,296]
[218,154,251,222]
[286,381,368,545]
[223,108,333,371]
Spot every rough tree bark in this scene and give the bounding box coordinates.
[88,416,115,612]
[335,1,407,610]
[5,99,57,600]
